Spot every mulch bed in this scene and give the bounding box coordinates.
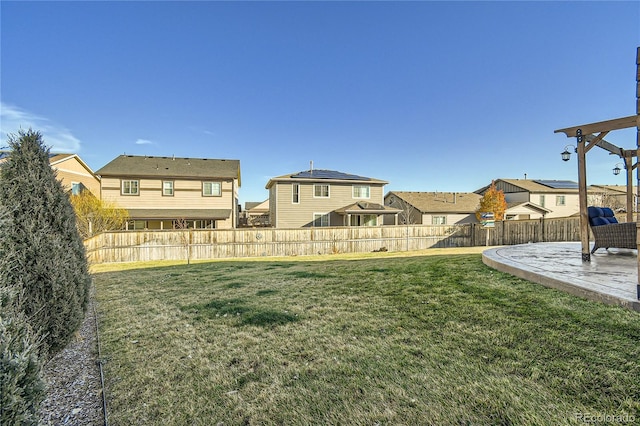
[39,289,105,426]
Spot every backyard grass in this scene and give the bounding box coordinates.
[94,252,640,425]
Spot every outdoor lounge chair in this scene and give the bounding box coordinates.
[587,206,637,254]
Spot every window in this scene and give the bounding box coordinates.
[314,184,329,198]
[292,184,300,204]
[350,214,377,226]
[163,181,174,196]
[556,195,566,206]
[353,185,370,199]
[122,180,139,195]
[203,181,222,197]
[432,216,447,225]
[539,195,545,207]
[71,182,81,196]
[127,220,146,230]
[313,213,330,227]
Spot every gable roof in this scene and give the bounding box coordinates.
[334,201,401,215]
[475,179,580,194]
[266,169,386,189]
[387,191,481,213]
[96,155,241,185]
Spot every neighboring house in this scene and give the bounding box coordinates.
[95,155,241,230]
[588,184,637,212]
[49,153,101,198]
[475,179,579,219]
[383,191,481,225]
[242,199,270,227]
[0,151,100,198]
[265,169,400,228]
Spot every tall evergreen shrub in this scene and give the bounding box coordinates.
[0,194,46,425]
[0,286,46,425]
[0,129,91,355]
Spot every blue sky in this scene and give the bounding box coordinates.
[1,1,639,205]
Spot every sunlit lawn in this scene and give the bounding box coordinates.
[94,251,640,425]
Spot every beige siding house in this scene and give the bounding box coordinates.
[241,199,270,227]
[49,153,101,197]
[96,155,240,230]
[266,169,400,228]
[384,191,481,225]
[475,179,578,219]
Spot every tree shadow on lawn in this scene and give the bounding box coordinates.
[180,298,299,327]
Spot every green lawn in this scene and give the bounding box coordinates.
[94,253,640,425]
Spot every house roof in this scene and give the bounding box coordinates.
[506,201,552,214]
[126,208,232,219]
[96,155,241,185]
[266,169,386,188]
[589,184,638,194]
[245,199,269,212]
[386,191,481,214]
[334,202,401,215]
[475,179,580,194]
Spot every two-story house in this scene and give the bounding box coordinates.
[96,155,241,230]
[383,191,481,225]
[266,169,400,228]
[475,179,578,219]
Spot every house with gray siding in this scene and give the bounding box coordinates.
[266,169,400,228]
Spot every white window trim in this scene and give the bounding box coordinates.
[313,184,330,198]
[163,180,174,196]
[432,216,447,225]
[352,185,371,199]
[121,179,139,196]
[203,181,222,197]
[292,183,300,204]
[313,212,330,227]
[556,195,566,206]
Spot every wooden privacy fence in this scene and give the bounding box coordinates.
[85,217,582,264]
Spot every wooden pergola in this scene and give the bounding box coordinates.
[554,47,640,299]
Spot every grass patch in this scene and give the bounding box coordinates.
[94,254,640,425]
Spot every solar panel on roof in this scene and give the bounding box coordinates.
[533,180,579,189]
[291,170,371,181]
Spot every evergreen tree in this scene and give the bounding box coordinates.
[0,129,91,355]
[0,193,46,425]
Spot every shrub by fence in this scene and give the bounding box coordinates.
[85,217,581,264]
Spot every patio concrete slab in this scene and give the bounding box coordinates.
[482,242,640,312]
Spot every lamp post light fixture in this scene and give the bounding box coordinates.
[561,144,577,162]
[613,163,623,176]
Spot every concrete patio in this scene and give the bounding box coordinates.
[482,242,640,312]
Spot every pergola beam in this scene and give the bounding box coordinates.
[555,115,638,137]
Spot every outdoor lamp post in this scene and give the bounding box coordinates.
[561,145,577,161]
[613,163,623,175]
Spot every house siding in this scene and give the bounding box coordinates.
[53,156,101,198]
[101,177,237,228]
[273,181,385,228]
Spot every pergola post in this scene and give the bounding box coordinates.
[576,129,591,262]
[636,46,640,299]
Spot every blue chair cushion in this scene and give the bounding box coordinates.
[591,217,610,226]
[588,206,603,219]
[602,207,615,217]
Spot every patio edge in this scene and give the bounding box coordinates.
[482,248,640,313]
